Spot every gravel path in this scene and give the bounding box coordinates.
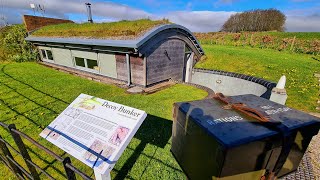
[281,73,320,179]
[308,112,320,179]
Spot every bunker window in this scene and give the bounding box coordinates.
[87,59,98,69]
[46,50,53,60]
[75,57,85,67]
[41,49,47,59]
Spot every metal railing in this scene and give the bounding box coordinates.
[0,122,93,180]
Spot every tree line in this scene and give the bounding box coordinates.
[221,9,286,32]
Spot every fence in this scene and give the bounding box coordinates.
[0,121,93,180]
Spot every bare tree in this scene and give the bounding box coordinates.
[221,9,286,32]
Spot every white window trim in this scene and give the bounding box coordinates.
[40,49,54,62]
[73,56,100,74]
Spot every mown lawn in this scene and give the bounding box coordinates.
[196,44,320,113]
[0,62,207,179]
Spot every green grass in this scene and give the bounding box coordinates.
[0,26,15,61]
[196,31,320,41]
[196,44,320,113]
[0,62,207,179]
[32,19,171,39]
[195,32,320,55]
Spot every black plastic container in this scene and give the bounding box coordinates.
[171,94,320,180]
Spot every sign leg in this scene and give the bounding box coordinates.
[94,169,111,180]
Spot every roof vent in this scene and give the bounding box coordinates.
[85,3,93,23]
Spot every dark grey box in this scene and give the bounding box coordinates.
[171,94,320,180]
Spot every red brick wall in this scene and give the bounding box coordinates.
[23,15,74,32]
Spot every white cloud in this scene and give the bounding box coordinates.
[0,0,319,32]
[164,11,236,32]
[286,14,320,32]
[0,0,150,24]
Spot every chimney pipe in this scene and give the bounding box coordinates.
[85,3,93,23]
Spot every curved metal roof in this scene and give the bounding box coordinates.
[26,24,204,55]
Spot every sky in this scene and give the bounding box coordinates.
[0,0,319,32]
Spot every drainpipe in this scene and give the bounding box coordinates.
[126,54,131,86]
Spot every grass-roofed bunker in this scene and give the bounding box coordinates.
[25,16,204,88]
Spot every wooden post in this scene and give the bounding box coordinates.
[250,34,254,46]
[290,36,296,51]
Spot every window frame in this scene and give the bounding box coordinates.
[40,48,54,62]
[46,50,54,60]
[73,56,100,73]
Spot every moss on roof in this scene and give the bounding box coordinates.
[31,19,171,40]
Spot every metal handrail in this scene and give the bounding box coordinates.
[0,121,93,180]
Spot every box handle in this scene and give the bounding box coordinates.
[213,93,270,123]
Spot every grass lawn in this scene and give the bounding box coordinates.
[32,19,170,39]
[196,44,320,113]
[0,62,207,179]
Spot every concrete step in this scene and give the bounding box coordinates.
[127,86,144,94]
[143,81,175,94]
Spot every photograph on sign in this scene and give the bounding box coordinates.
[40,93,147,174]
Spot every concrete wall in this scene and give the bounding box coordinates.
[98,53,117,78]
[37,46,120,79]
[146,39,185,85]
[71,50,98,60]
[191,69,276,98]
[52,48,73,67]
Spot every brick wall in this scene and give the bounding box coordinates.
[23,15,74,32]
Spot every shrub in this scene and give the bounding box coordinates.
[3,25,38,62]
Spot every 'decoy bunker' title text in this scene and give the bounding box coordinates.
[101,101,141,117]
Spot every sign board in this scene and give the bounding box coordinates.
[40,94,147,174]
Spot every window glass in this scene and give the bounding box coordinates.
[75,57,85,67]
[46,50,53,60]
[185,45,191,53]
[41,49,47,59]
[87,59,98,69]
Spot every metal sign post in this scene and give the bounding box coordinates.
[39,93,147,180]
[94,170,111,180]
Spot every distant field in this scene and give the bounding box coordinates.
[196,32,320,55]
[197,44,320,113]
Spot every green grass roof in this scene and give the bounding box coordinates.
[31,19,171,40]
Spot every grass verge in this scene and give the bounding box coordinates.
[0,62,207,179]
[196,44,320,113]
